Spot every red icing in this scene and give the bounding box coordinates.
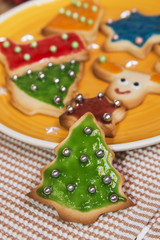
[115,88,131,94]
[0,33,85,70]
[71,97,117,123]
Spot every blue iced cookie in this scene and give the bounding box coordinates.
[101,10,160,59]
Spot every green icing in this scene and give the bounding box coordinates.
[37,114,126,212]
[13,62,80,109]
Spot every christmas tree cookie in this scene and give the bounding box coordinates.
[29,113,133,224]
[7,61,84,117]
[0,33,89,76]
[42,0,104,42]
[101,11,160,58]
[60,93,126,137]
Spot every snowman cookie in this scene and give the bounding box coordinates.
[93,56,160,109]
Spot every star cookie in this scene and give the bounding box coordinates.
[42,0,104,42]
[101,11,160,59]
[29,113,133,224]
[0,33,89,76]
[60,93,126,137]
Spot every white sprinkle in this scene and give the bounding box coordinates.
[125,60,139,68]
[0,87,7,95]
[45,126,60,134]
[87,43,100,50]
[120,10,131,19]
[0,37,6,42]
[21,34,34,42]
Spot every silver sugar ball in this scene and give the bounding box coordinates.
[66,105,74,113]
[88,186,96,194]
[62,148,71,157]
[96,149,104,158]
[38,72,45,80]
[84,127,92,135]
[60,85,67,92]
[97,92,104,98]
[53,78,60,84]
[27,69,32,75]
[68,70,75,77]
[43,186,51,195]
[60,64,65,70]
[103,113,112,122]
[80,155,88,163]
[103,175,111,184]
[114,99,121,107]
[110,194,119,203]
[67,184,74,192]
[70,59,76,64]
[30,84,37,91]
[75,93,83,102]
[51,169,60,178]
[12,74,18,81]
[54,95,61,104]
[48,62,53,68]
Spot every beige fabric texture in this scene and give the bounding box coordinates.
[0,131,160,240]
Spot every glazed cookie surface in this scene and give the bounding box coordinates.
[60,93,126,137]
[0,33,89,76]
[29,113,133,224]
[42,0,104,42]
[7,61,84,117]
[101,11,160,59]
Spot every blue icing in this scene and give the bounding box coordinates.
[106,12,160,47]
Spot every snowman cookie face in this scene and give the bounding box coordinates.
[93,57,160,109]
[105,70,150,109]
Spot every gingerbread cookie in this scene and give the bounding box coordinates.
[93,56,160,109]
[101,11,160,59]
[29,113,133,224]
[7,61,84,117]
[0,33,89,76]
[60,93,126,137]
[42,0,104,42]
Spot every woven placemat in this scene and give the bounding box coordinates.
[0,131,159,240]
